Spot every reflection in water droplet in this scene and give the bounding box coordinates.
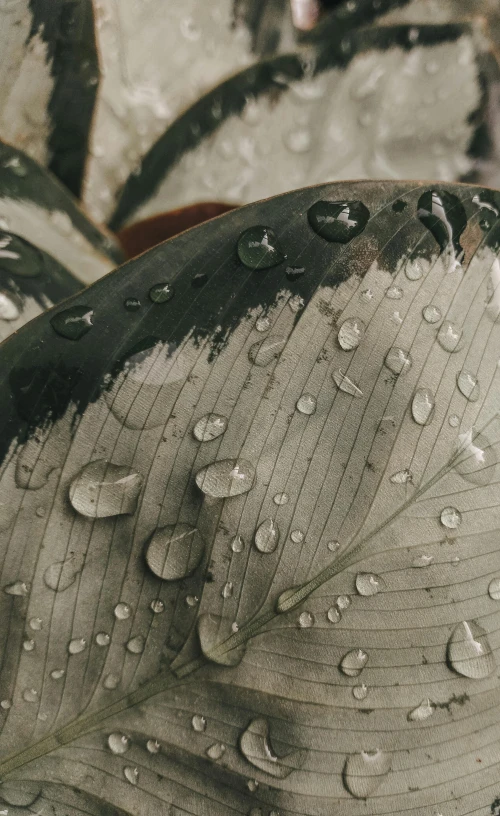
[340,649,368,676]
[149,282,174,303]
[412,388,435,425]
[457,370,480,402]
[385,347,412,375]
[193,414,227,442]
[69,460,143,518]
[231,535,245,553]
[353,684,368,700]
[23,688,38,703]
[308,200,370,243]
[298,611,314,628]
[333,369,362,397]
[145,524,205,581]
[196,459,255,498]
[126,635,145,654]
[147,738,161,753]
[206,742,226,761]
[291,529,304,544]
[488,578,500,600]
[150,599,165,614]
[255,519,279,553]
[453,429,496,486]
[327,606,341,624]
[124,767,139,785]
[440,507,461,529]
[356,573,383,596]
[437,321,462,352]
[338,318,365,351]
[273,492,289,506]
[68,637,86,655]
[422,304,442,324]
[417,190,467,263]
[237,227,285,270]
[447,620,495,678]
[44,557,80,592]
[408,699,435,722]
[192,714,206,732]
[108,733,130,754]
[4,581,29,596]
[96,632,110,646]
[50,669,65,680]
[0,290,20,320]
[50,306,94,340]
[249,335,286,366]
[343,750,391,798]
[114,602,131,620]
[296,393,316,415]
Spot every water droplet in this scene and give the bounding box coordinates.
[308,200,370,243]
[327,606,341,624]
[69,460,143,518]
[0,290,20,320]
[0,231,41,277]
[412,554,434,568]
[68,637,86,655]
[150,599,165,614]
[193,414,228,442]
[411,388,435,426]
[192,714,206,732]
[296,393,316,415]
[288,294,304,313]
[44,557,80,592]
[0,700,11,710]
[356,573,383,597]
[447,621,495,678]
[332,368,362,397]
[327,540,340,553]
[488,578,500,600]
[353,683,368,700]
[103,673,120,689]
[237,227,285,270]
[114,602,131,620]
[50,306,94,340]
[108,733,130,754]
[0,781,42,807]
[385,347,412,375]
[4,581,28,596]
[239,717,305,778]
[248,335,286,366]
[273,492,289,506]
[50,669,65,680]
[340,649,368,676]
[247,779,259,792]
[405,257,426,281]
[298,611,314,628]
[145,738,161,754]
[286,266,305,282]
[255,315,271,332]
[27,617,42,632]
[423,304,442,324]
[124,767,138,785]
[23,688,38,703]
[206,742,226,761]
[390,469,412,485]
[255,519,280,553]
[126,635,144,654]
[231,535,244,553]
[440,506,462,530]
[149,282,174,303]
[221,582,233,599]
[408,699,435,722]
[343,750,391,798]
[457,370,480,402]
[185,595,198,607]
[23,638,35,652]
[145,523,205,581]
[385,286,403,299]
[336,594,351,610]
[291,529,304,544]
[196,459,255,499]
[417,190,467,262]
[338,317,365,351]
[124,297,141,312]
[437,321,462,353]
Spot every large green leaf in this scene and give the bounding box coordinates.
[0,0,99,197]
[0,141,122,284]
[110,20,494,230]
[0,180,499,816]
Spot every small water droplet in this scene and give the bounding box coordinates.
[336,594,351,610]
[412,554,434,568]
[124,767,138,785]
[298,611,314,628]
[147,738,161,753]
[231,535,244,553]
[449,414,460,428]
[327,540,340,553]
[327,606,341,624]
[23,638,35,652]
[308,200,370,243]
[343,750,391,798]
[114,602,131,620]
[385,285,403,299]
[405,257,426,281]
[237,227,285,270]
[196,459,255,498]
[124,297,141,312]
[273,492,289,506]
[437,321,462,353]
[43,557,80,593]
[353,683,368,700]
[68,637,86,655]
[4,581,29,597]
[185,595,198,607]
[385,347,412,375]
[286,266,305,282]
[192,714,206,732]
[221,582,233,599]
[408,699,435,722]
[206,742,226,761]
[423,304,442,324]
[0,290,20,320]
[0,700,11,710]
[103,673,120,690]
[145,523,205,581]
[193,414,227,442]
[150,599,165,614]
[390,469,412,485]
[488,578,500,600]
[412,388,435,425]
[149,282,174,303]
[23,688,38,703]
[108,733,130,754]
[291,529,304,544]
[50,669,65,680]
[69,460,143,518]
[356,573,383,597]
[332,368,362,397]
[447,620,495,678]
[126,635,144,654]
[340,649,368,676]
[248,335,286,366]
[417,190,467,263]
[28,617,42,631]
[255,519,280,553]
[296,393,316,415]
[288,294,304,313]
[457,370,480,402]
[440,506,461,529]
[50,306,94,340]
[338,317,365,351]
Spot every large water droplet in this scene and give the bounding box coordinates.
[248,335,286,366]
[296,393,316,415]
[193,414,227,442]
[150,599,165,614]
[196,459,255,498]
[453,429,496,486]
[68,637,86,655]
[327,606,341,624]
[340,649,368,676]
[437,321,463,353]
[69,460,143,518]
[50,306,94,340]
[332,368,362,397]
[104,673,120,690]
[353,683,368,700]
[411,388,435,425]
[239,717,305,778]
[108,733,130,754]
[145,523,205,581]
[96,632,110,646]
[408,699,435,722]
[237,227,285,270]
[308,200,370,243]
[231,535,245,553]
[417,190,467,262]
[447,621,495,678]
[343,750,391,798]
[4,581,29,596]
[221,582,233,599]
[338,318,365,351]
[255,315,271,332]
[356,573,383,597]
[385,347,412,375]
[255,518,280,553]
[0,781,42,807]
[23,688,38,703]
[273,492,289,506]
[390,469,412,485]
[44,557,80,592]
[147,738,161,753]
[457,370,480,402]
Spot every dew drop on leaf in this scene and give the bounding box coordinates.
[108,733,130,754]
[437,321,462,352]
[296,393,316,415]
[196,459,255,498]
[103,673,120,690]
[340,649,368,677]
[150,599,165,614]
[352,684,368,700]
[411,388,435,425]
[185,595,198,607]
[50,669,65,680]
[193,414,227,442]
[408,698,435,722]
[231,535,244,553]
[255,518,279,553]
[327,540,340,553]
[332,368,362,397]
[440,506,462,529]
[50,306,94,340]
[338,317,365,351]
[126,635,145,654]
[95,632,110,646]
[291,529,304,544]
[412,554,434,568]
[68,637,86,655]
[343,750,391,798]
[192,714,206,732]
[69,460,143,518]
[147,738,161,754]
[456,370,480,402]
[356,573,383,597]
[273,492,289,506]
[422,304,442,323]
[286,266,305,282]
[248,335,286,366]
[124,297,141,312]
[4,581,29,596]
[327,606,341,624]
[255,315,271,332]
[124,767,139,785]
[447,621,495,678]
[114,602,131,620]
[237,227,285,270]
[239,717,305,778]
[221,582,233,599]
[206,743,226,761]
[384,347,412,375]
[449,414,460,428]
[43,557,80,592]
[149,282,174,303]
[489,579,500,600]
[23,688,38,703]
[145,523,205,581]
[308,200,370,243]
[298,611,314,628]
